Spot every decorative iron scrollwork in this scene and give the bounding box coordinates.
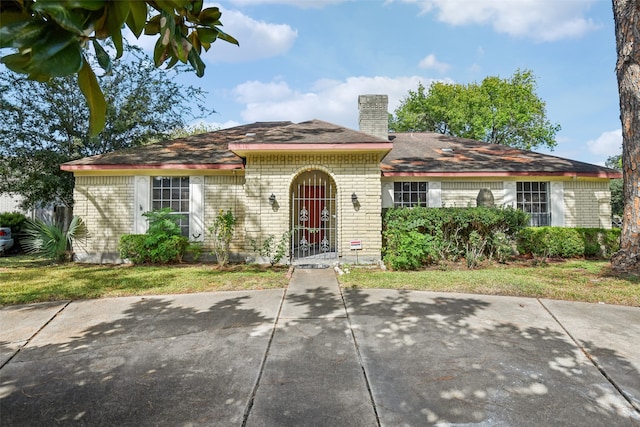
[320,206,329,222]
[299,236,309,252]
[320,236,330,252]
[299,206,309,222]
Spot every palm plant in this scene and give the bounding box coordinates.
[22,216,89,263]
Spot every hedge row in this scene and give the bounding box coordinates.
[516,227,620,259]
[382,207,529,270]
[382,207,620,270]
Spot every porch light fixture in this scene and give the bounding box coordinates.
[351,193,358,204]
[269,193,276,205]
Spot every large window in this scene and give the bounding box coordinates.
[152,177,190,236]
[394,182,428,208]
[517,182,550,226]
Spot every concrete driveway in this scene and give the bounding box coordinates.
[1,267,639,426]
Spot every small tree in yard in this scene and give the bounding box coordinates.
[209,209,236,267]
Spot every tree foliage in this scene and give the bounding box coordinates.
[391,70,561,151]
[606,153,624,217]
[0,0,238,135]
[0,45,211,210]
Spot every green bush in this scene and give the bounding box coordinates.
[250,231,291,266]
[0,211,28,253]
[118,208,189,264]
[21,216,88,263]
[384,230,439,270]
[517,227,620,259]
[119,234,147,264]
[0,211,27,234]
[209,209,237,266]
[382,207,528,270]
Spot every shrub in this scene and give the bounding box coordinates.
[382,207,528,270]
[22,215,88,263]
[384,230,439,270]
[208,209,236,266]
[250,231,291,266]
[118,208,188,264]
[0,211,27,234]
[517,227,620,259]
[0,211,27,253]
[119,234,147,264]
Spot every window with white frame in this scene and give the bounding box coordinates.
[394,182,428,207]
[152,176,190,236]
[517,182,550,226]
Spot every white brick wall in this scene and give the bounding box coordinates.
[73,176,134,261]
[563,180,612,228]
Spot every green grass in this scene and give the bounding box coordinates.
[2,255,639,307]
[338,259,640,307]
[0,255,289,306]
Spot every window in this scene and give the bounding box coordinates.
[152,177,190,236]
[394,182,428,207]
[517,182,550,226]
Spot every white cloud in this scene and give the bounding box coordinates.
[418,54,451,73]
[233,76,440,127]
[586,129,622,157]
[229,0,345,7]
[187,119,242,130]
[204,9,297,62]
[395,0,599,41]
[123,7,297,63]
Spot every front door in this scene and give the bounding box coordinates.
[291,171,337,261]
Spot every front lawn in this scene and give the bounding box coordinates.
[338,259,640,307]
[2,256,638,307]
[0,255,289,306]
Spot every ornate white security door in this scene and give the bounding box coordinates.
[291,171,338,261]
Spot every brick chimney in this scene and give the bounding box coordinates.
[358,94,389,140]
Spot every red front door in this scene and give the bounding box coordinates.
[303,186,324,244]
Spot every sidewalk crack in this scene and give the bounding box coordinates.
[0,300,72,370]
[537,298,639,414]
[241,286,288,426]
[340,282,382,427]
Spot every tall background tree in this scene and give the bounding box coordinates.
[0,45,211,211]
[611,0,640,271]
[390,69,561,151]
[0,0,237,135]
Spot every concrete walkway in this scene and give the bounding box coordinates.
[1,267,639,426]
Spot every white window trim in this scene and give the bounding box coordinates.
[133,176,205,240]
[550,181,564,227]
[134,176,150,234]
[428,181,441,208]
[189,177,205,241]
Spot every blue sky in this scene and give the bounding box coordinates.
[132,0,621,166]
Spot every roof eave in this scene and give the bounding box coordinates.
[61,163,244,172]
[381,170,622,178]
[229,142,393,157]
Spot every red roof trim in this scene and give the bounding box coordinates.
[61,163,244,171]
[229,142,393,151]
[382,171,622,178]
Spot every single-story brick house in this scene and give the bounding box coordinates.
[61,95,622,264]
